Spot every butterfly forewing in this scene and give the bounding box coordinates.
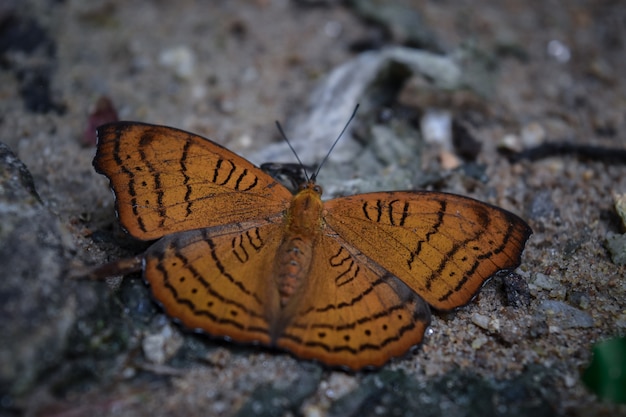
[323,191,532,311]
[94,122,293,240]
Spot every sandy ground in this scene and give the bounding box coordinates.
[1,0,625,416]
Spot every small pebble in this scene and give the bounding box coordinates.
[142,322,184,364]
[563,374,577,388]
[529,273,562,291]
[439,149,462,170]
[499,133,523,153]
[471,334,489,349]
[159,45,196,79]
[488,318,501,333]
[520,122,546,146]
[547,39,571,63]
[421,110,452,146]
[614,193,626,228]
[323,372,357,399]
[471,313,490,330]
[302,404,324,417]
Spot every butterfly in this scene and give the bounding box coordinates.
[92,120,532,370]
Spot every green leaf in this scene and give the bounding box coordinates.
[583,337,626,404]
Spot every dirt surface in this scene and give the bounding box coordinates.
[1,0,625,416]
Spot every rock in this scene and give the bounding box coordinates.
[346,0,441,50]
[502,272,531,308]
[537,300,594,330]
[253,46,494,167]
[606,232,626,266]
[327,367,557,417]
[0,142,88,396]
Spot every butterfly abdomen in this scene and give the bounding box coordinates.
[276,236,313,307]
[274,183,324,308]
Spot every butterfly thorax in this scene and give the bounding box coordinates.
[275,182,324,308]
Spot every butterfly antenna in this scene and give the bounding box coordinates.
[275,120,310,182]
[313,103,360,181]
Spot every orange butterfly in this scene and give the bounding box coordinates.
[93,121,531,370]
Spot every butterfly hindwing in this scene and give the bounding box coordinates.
[276,232,431,370]
[143,220,286,346]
